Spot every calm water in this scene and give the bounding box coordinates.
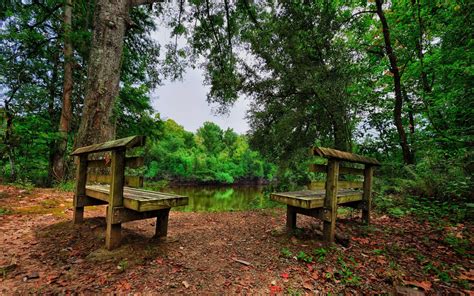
[161,185,278,212]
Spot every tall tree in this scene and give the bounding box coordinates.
[375,0,415,165]
[52,0,73,181]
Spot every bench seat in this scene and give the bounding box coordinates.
[271,189,363,209]
[86,184,188,212]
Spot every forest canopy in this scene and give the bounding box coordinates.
[0,0,472,201]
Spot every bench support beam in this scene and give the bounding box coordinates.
[286,206,297,231]
[362,165,374,224]
[105,149,126,250]
[323,160,339,243]
[155,208,170,237]
[73,155,88,224]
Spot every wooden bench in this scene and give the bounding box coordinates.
[271,147,380,243]
[71,135,188,250]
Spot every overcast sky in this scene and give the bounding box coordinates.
[149,28,250,134]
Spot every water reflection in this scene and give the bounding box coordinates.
[161,185,278,212]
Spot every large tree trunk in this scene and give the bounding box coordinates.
[53,0,73,181]
[75,0,131,148]
[375,0,415,165]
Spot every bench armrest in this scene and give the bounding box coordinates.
[71,135,145,156]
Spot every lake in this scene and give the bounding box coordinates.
[160,185,279,212]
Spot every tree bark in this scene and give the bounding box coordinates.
[53,0,74,181]
[75,0,131,148]
[375,0,415,165]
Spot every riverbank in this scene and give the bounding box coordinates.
[0,185,472,294]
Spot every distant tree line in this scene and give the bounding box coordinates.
[145,120,276,184]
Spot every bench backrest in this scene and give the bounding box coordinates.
[71,136,146,205]
[86,156,144,188]
[308,147,380,191]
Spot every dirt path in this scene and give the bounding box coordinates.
[0,185,472,294]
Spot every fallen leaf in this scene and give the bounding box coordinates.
[119,280,131,291]
[281,273,289,279]
[458,270,474,281]
[303,280,313,290]
[270,285,282,294]
[311,271,319,280]
[182,281,190,288]
[403,280,431,291]
[352,237,369,244]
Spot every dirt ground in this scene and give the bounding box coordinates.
[0,185,472,295]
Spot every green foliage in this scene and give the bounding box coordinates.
[280,248,292,258]
[444,235,470,256]
[117,259,128,272]
[144,120,275,184]
[388,207,406,218]
[296,251,313,263]
[422,261,451,283]
[313,247,328,262]
[336,256,361,286]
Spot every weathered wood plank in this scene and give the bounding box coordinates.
[87,174,143,188]
[323,160,339,242]
[308,181,363,190]
[362,165,374,224]
[313,147,380,166]
[88,156,144,169]
[71,135,145,156]
[106,149,126,250]
[86,184,189,212]
[110,207,169,224]
[270,190,362,209]
[73,155,88,224]
[75,195,108,207]
[124,195,187,212]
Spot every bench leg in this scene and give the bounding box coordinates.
[155,208,170,237]
[286,205,297,231]
[362,204,370,225]
[105,206,121,250]
[323,207,337,243]
[73,206,84,224]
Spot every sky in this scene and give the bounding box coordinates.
[149,28,250,134]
